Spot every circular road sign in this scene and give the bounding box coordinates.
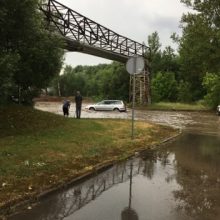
[126,56,145,75]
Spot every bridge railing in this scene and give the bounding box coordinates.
[40,0,150,58]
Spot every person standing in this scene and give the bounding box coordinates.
[75,91,82,119]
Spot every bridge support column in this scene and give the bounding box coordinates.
[129,65,151,105]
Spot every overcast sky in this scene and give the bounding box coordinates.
[59,0,189,67]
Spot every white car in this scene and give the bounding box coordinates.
[217,105,220,115]
[85,100,126,112]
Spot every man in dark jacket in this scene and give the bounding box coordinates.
[75,91,82,118]
[62,100,70,117]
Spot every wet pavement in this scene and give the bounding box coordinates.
[34,101,220,133]
[8,102,220,220]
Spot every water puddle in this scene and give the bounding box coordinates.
[9,133,220,220]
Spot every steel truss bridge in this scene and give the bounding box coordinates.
[40,0,151,103]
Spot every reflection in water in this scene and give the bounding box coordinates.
[141,149,157,179]
[10,159,144,220]
[9,133,220,220]
[121,163,139,220]
[170,133,220,220]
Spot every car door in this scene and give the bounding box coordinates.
[108,101,116,110]
[101,100,111,110]
[95,101,105,110]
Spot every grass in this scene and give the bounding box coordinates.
[137,102,211,111]
[0,105,177,209]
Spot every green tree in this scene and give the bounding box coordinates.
[0,0,64,104]
[202,72,220,108]
[0,53,19,103]
[177,80,192,103]
[100,62,129,100]
[151,72,178,102]
[50,62,129,101]
[160,46,180,74]
[147,31,162,74]
[178,0,220,100]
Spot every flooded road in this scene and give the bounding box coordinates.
[34,101,220,132]
[9,102,220,220]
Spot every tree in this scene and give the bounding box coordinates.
[96,62,129,100]
[178,0,220,100]
[0,0,64,104]
[202,72,220,108]
[147,31,162,75]
[151,72,178,102]
[160,46,180,74]
[177,80,192,103]
[49,62,129,101]
[0,53,19,103]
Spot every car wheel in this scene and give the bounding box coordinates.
[89,107,95,111]
[113,108,120,112]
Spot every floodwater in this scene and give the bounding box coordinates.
[8,103,220,220]
[34,101,196,129]
[34,101,220,131]
[34,102,130,120]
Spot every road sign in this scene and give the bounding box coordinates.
[126,56,145,139]
[126,56,145,75]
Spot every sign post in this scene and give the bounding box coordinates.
[126,56,145,139]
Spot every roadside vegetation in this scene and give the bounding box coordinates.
[138,102,211,111]
[0,106,177,209]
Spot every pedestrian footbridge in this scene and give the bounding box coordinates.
[40,0,150,63]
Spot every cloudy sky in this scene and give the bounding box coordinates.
[58,0,189,67]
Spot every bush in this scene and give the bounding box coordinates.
[151,72,178,102]
[202,72,220,108]
[177,80,193,103]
